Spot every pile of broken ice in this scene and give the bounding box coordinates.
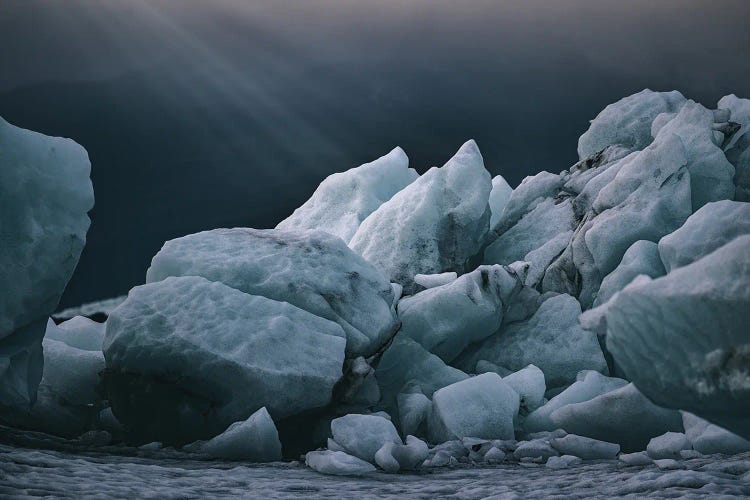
[1,90,749,474]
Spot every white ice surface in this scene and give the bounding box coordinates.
[413,272,458,290]
[188,407,282,462]
[305,450,376,476]
[489,174,513,228]
[550,434,620,460]
[146,227,397,357]
[502,364,546,414]
[606,235,750,439]
[330,414,401,464]
[429,373,519,443]
[458,294,606,388]
[647,432,691,460]
[0,117,94,406]
[375,336,467,414]
[652,100,735,210]
[657,200,750,272]
[276,147,417,243]
[398,265,521,362]
[549,384,683,452]
[577,89,686,159]
[104,276,346,442]
[47,316,105,352]
[593,240,665,307]
[350,140,492,294]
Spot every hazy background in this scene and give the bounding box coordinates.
[2,0,749,308]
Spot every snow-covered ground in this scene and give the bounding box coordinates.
[1,428,749,499]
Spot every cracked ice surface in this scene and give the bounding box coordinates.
[1,429,749,499]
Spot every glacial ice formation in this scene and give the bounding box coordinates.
[330,414,401,464]
[457,294,607,389]
[186,407,282,462]
[682,412,750,455]
[397,265,522,363]
[525,371,628,433]
[606,235,750,439]
[550,434,620,460]
[428,373,519,443]
[0,118,93,407]
[305,450,376,476]
[657,200,750,272]
[103,276,346,443]
[47,316,105,352]
[488,174,513,228]
[549,384,683,452]
[577,89,686,159]
[147,228,397,357]
[276,147,417,243]
[646,432,691,460]
[3,89,750,474]
[349,140,492,294]
[374,435,430,472]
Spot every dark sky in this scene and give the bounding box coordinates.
[1,0,749,308]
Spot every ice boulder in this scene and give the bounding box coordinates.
[718,94,750,200]
[187,407,282,462]
[549,383,683,452]
[544,131,693,308]
[503,364,546,414]
[521,230,574,288]
[646,432,690,460]
[305,450,376,476]
[491,171,563,234]
[727,131,750,201]
[349,140,492,294]
[1,334,104,437]
[513,439,558,460]
[619,452,653,466]
[682,412,750,456]
[46,316,105,352]
[397,265,523,362]
[484,198,577,266]
[413,272,458,290]
[276,147,417,243]
[103,276,346,444]
[593,240,665,307]
[550,434,620,460]
[606,236,750,439]
[457,294,607,388]
[584,133,693,283]
[717,94,750,150]
[577,89,686,159]
[653,100,736,210]
[374,435,429,472]
[0,117,94,406]
[428,373,519,443]
[489,174,513,227]
[330,414,401,463]
[146,228,397,357]
[375,336,468,414]
[397,390,431,438]
[657,200,750,272]
[525,371,628,433]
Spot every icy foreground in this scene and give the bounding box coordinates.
[1,90,750,486]
[1,429,749,499]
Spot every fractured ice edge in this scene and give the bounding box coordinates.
[0,90,749,481]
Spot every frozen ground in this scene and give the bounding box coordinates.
[1,427,749,499]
